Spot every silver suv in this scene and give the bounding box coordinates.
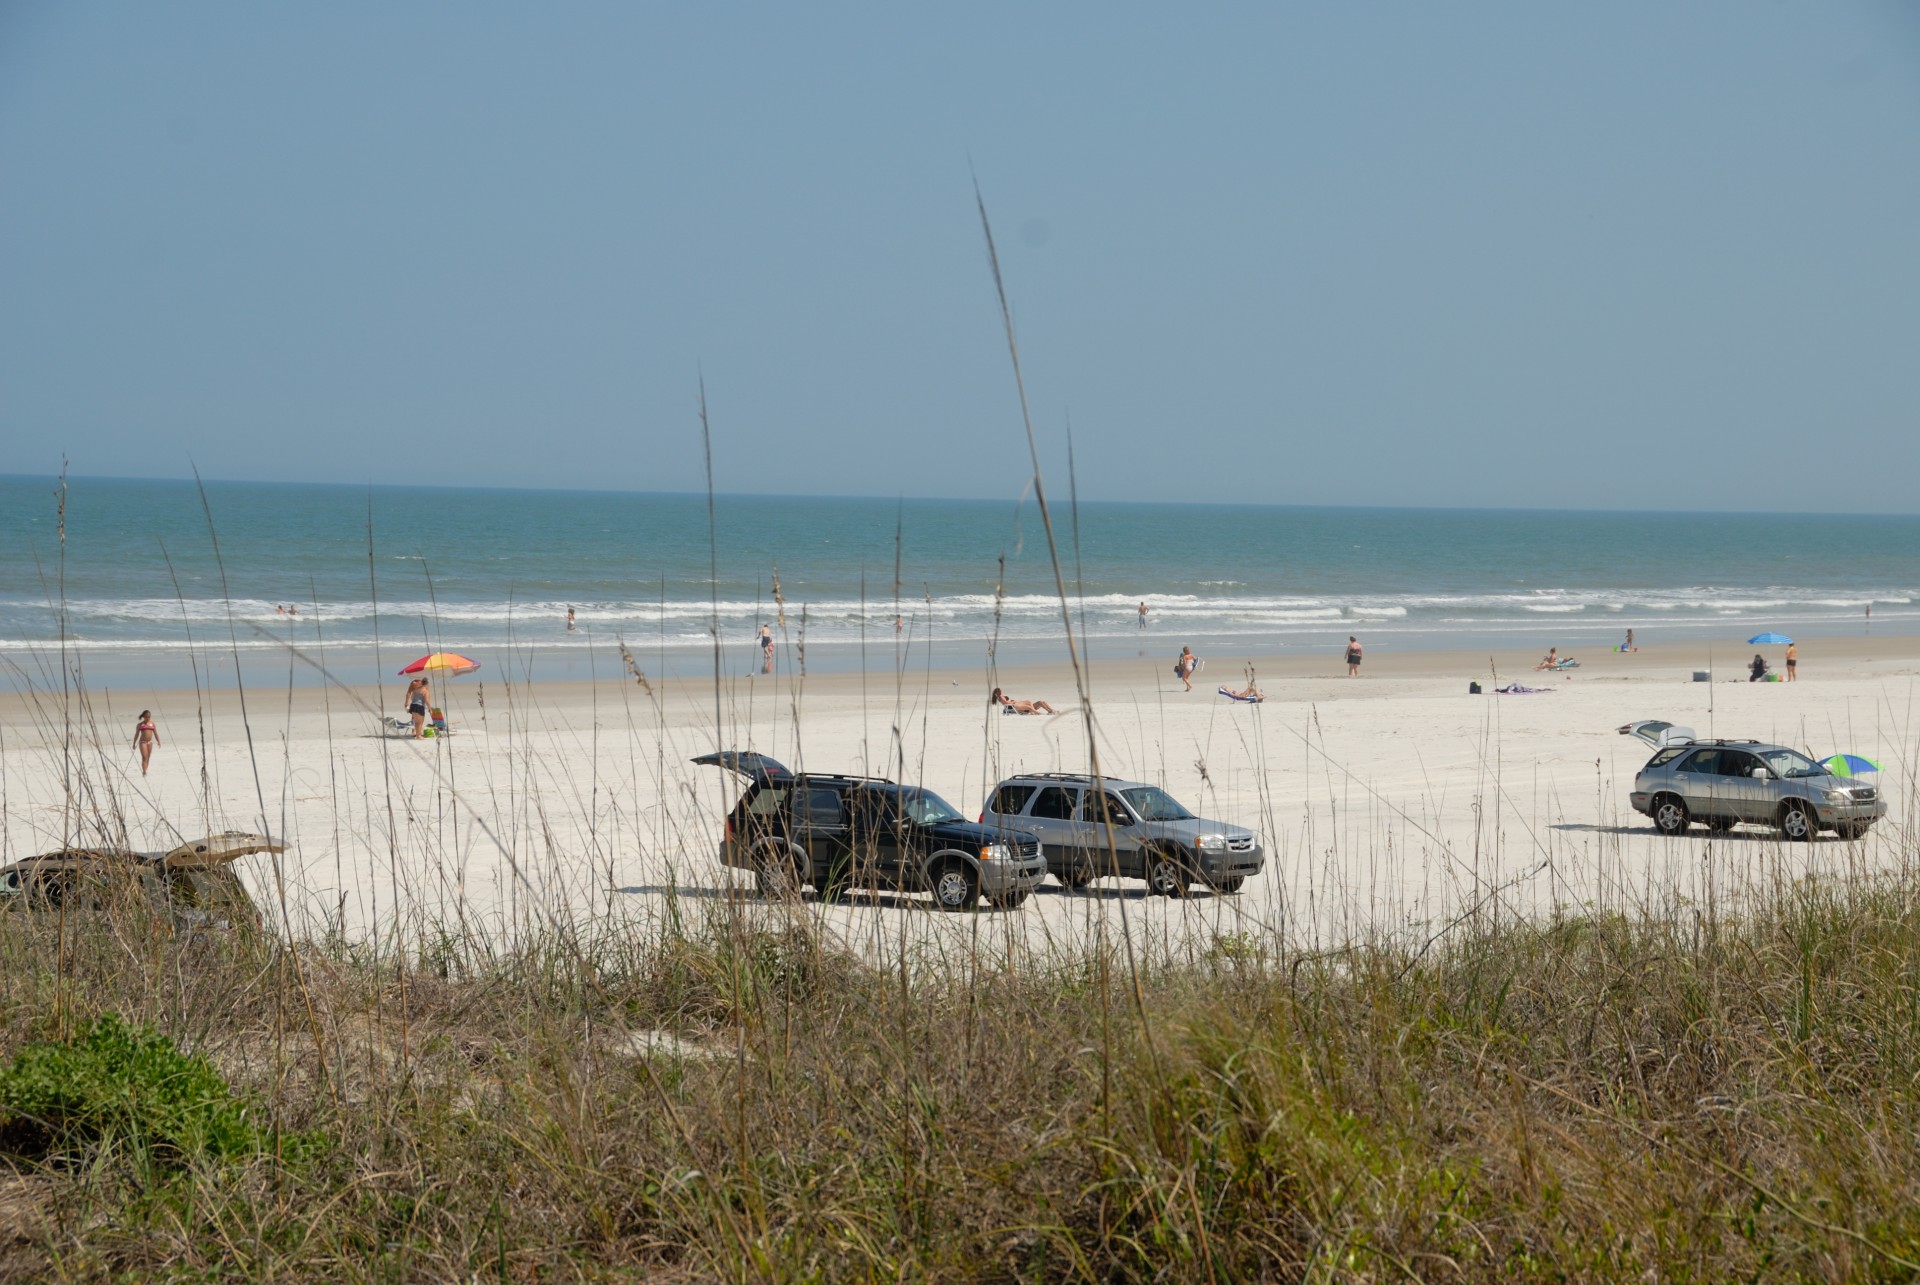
[982,772,1264,896]
[1629,739,1884,840]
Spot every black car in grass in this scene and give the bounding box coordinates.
[694,751,1046,911]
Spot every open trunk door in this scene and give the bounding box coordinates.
[691,751,793,784]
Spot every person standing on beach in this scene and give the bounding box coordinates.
[1623,628,1635,652]
[132,710,159,776]
[1174,646,1198,691]
[566,606,575,632]
[405,677,431,738]
[759,624,774,674]
[1785,641,1797,681]
[1345,636,1362,677]
[1138,601,1149,629]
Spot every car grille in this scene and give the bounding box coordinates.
[1850,787,1877,803]
[1225,835,1257,853]
[1014,836,1041,859]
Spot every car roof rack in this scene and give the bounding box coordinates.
[794,772,895,785]
[1707,739,1762,746]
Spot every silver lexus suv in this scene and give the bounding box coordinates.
[1629,739,1884,840]
[981,772,1263,895]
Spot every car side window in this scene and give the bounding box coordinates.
[1644,747,1687,769]
[1078,792,1132,825]
[1721,751,1761,777]
[1029,786,1079,820]
[799,787,845,825]
[990,783,1036,816]
[745,786,788,818]
[1677,749,1720,775]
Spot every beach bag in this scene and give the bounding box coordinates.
[1469,681,1482,694]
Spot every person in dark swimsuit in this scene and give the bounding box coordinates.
[406,677,432,737]
[759,624,774,674]
[1346,637,1362,677]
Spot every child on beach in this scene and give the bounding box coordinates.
[133,710,159,776]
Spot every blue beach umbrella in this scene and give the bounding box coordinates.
[1822,753,1880,776]
[1747,632,1793,645]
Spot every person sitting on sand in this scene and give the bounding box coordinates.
[1749,653,1770,683]
[991,687,1056,715]
[1220,683,1264,702]
[1535,647,1560,671]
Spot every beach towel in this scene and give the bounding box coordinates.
[1553,658,1581,670]
[1495,683,1555,695]
[1218,687,1263,703]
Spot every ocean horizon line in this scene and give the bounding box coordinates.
[5,472,1916,523]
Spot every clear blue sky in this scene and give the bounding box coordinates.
[3,4,1916,511]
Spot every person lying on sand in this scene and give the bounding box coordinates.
[991,687,1056,715]
[1219,684,1264,702]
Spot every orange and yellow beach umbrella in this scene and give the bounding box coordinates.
[397,652,481,677]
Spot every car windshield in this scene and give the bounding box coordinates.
[878,787,964,826]
[1120,786,1196,822]
[1761,748,1828,779]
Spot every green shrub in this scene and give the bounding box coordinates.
[0,1012,268,1165]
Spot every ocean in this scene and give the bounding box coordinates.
[2,474,1915,689]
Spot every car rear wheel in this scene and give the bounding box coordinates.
[1652,796,1690,836]
[1146,850,1191,898]
[752,843,803,898]
[1779,803,1815,842]
[931,860,979,912]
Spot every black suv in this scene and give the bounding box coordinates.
[694,751,1047,911]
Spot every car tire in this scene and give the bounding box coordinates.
[1834,820,1873,841]
[931,859,979,912]
[1146,850,1191,898]
[1779,803,1815,842]
[752,843,803,898]
[1652,796,1691,836]
[1212,875,1246,895]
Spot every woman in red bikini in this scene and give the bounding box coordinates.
[133,710,159,776]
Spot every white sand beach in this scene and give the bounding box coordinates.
[4,635,1915,958]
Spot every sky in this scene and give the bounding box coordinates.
[2,4,1917,512]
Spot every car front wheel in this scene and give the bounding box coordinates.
[1779,803,1815,842]
[1652,796,1690,836]
[1146,851,1191,898]
[931,860,979,912]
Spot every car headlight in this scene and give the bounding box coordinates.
[1821,789,1849,804]
[978,844,1006,862]
[1196,834,1227,851]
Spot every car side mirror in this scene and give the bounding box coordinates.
[1750,767,1770,779]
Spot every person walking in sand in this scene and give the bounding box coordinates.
[1345,636,1362,677]
[132,710,159,776]
[405,677,432,738]
[1174,646,1199,691]
[1785,641,1797,681]
[759,624,774,674]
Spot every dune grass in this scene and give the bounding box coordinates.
[1,857,1919,1281]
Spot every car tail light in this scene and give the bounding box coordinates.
[724,817,734,842]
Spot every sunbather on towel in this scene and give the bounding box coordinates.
[991,687,1056,715]
[1219,684,1265,702]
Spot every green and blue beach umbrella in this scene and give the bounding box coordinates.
[1822,753,1880,776]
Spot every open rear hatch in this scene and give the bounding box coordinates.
[691,751,793,784]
